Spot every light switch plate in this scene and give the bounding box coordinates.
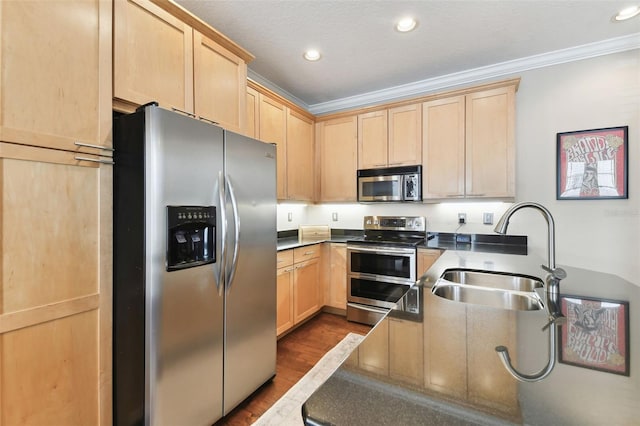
[483,212,494,225]
[332,212,338,221]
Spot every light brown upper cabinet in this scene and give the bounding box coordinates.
[250,86,315,202]
[0,0,111,153]
[193,30,247,133]
[358,104,422,169]
[258,94,287,199]
[316,116,358,202]
[422,84,516,199]
[358,110,388,168]
[286,109,315,201]
[246,86,260,139]
[114,0,249,133]
[114,0,194,113]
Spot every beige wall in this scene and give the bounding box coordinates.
[278,49,640,285]
[509,50,639,284]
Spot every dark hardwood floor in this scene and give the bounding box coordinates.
[217,312,372,425]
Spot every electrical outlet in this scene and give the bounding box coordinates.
[332,212,338,221]
[458,213,466,224]
[287,212,293,222]
[483,212,494,225]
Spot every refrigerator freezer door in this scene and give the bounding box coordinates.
[146,108,225,425]
[223,131,277,414]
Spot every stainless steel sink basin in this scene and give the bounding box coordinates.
[440,269,543,292]
[431,269,545,311]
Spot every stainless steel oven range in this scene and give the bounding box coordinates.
[346,216,426,325]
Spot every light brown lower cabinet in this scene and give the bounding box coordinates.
[0,143,111,425]
[424,296,519,416]
[276,256,295,336]
[389,317,424,386]
[357,319,389,375]
[323,243,347,311]
[276,245,322,337]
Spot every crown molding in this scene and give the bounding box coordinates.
[247,70,311,111]
[250,33,640,116]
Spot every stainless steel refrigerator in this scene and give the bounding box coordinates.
[113,105,276,426]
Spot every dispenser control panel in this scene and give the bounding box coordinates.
[166,205,216,271]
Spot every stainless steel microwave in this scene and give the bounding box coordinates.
[357,165,422,202]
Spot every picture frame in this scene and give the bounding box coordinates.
[559,295,630,376]
[556,126,628,200]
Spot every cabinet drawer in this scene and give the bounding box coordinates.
[294,244,320,262]
[277,249,294,268]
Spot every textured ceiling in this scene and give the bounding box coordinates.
[176,0,640,111]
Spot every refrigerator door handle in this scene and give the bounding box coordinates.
[225,176,241,290]
[216,171,226,295]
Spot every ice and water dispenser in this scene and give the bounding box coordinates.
[167,206,216,271]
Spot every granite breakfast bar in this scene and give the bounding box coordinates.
[302,249,639,425]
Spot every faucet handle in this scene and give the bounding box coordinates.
[541,264,567,280]
[542,314,566,331]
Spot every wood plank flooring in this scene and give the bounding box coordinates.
[217,312,372,425]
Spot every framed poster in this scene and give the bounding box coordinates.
[556,126,628,199]
[559,295,630,376]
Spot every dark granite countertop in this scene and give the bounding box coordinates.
[277,229,363,251]
[278,230,527,255]
[303,250,640,425]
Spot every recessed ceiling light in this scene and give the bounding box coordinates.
[613,5,640,21]
[303,49,321,61]
[396,17,417,32]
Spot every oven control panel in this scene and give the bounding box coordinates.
[364,215,425,232]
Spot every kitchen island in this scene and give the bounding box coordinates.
[302,250,639,425]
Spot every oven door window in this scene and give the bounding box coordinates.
[349,277,409,304]
[350,250,414,280]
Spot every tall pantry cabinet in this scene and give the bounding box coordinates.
[0,1,112,425]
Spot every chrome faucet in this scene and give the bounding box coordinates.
[494,201,566,294]
[493,201,568,382]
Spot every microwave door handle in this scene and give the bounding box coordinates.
[215,171,226,295]
[225,176,241,291]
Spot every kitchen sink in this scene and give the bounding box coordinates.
[440,269,543,292]
[431,269,545,311]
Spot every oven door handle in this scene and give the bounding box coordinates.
[347,245,416,255]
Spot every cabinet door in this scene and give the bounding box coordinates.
[276,267,294,337]
[114,0,194,113]
[246,86,260,139]
[358,110,388,169]
[0,0,111,152]
[0,144,111,425]
[259,95,287,199]
[467,306,518,415]
[327,244,347,310]
[317,116,358,201]
[417,249,442,276]
[465,86,515,198]
[293,258,321,324]
[424,293,467,399]
[194,30,247,134]
[358,318,389,376]
[389,318,423,386]
[286,110,314,201]
[422,96,466,199]
[388,104,422,167]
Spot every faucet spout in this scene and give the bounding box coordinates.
[494,201,557,270]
